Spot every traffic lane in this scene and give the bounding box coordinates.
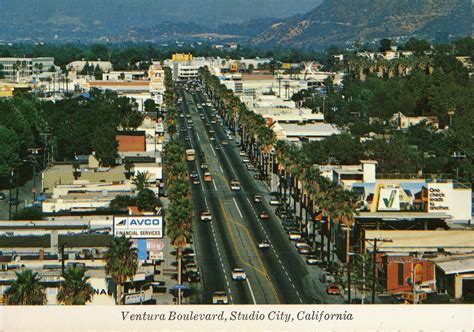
[201,103,322,304]
[202,125,301,304]
[186,90,278,304]
[181,90,251,304]
[177,118,228,304]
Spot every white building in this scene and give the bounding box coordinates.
[272,122,341,142]
[0,57,56,82]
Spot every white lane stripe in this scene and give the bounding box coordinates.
[233,197,243,218]
[246,278,257,305]
[212,179,218,191]
[219,165,224,173]
[196,132,200,140]
[210,145,216,156]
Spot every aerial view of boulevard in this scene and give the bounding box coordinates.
[0,0,473,309]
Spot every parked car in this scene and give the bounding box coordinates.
[319,272,336,284]
[298,245,312,255]
[295,241,310,249]
[306,255,321,265]
[288,231,302,241]
[221,140,229,145]
[269,198,282,206]
[326,284,341,295]
[0,193,6,200]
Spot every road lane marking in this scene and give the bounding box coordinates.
[233,197,243,218]
[196,132,200,140]
[246,278,257,305]
[219,165,224,173]
[210,145,216,156]
[212,179,218,191]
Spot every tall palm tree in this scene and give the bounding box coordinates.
[132,171,150,191]
[104,236,138,304]
[4,270,47,305]
[57,266,95,305]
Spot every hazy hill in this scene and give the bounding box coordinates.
[251,0,472,48]
[0,0,320,40]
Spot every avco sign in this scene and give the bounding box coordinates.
[113,216,163,238]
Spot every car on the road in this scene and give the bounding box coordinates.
[214,145,221,150]
[306,255,321,265]
[200,114,205,119]
[246,164,255,171]
[239,151,246,157]
[200,163,208,170]
[0,193,6,200]
[187,119,193,124]
[319,273,336,284]
[241,157,250,163]
[186,114,192,119]
[230,179,240,191]
[184,263,198,273]
[257,240,270,249]
[184,136,190,141]
[259,211,270,219]
[209,129,215,134]
[200,212,212,222]
[212,291,229,304]
[221,139,229,145]
[209,136,216,141]
[288,231,302,241]
[192,178,201,185]
[180,128,186,132]
[185,271,200,282]
[179,114,184,118]
[326,284,341,295]
[190,171,199,179]
[231,268,247,281]
[253,194,263,203]
[203,172,212,182]
[210,119,217,124]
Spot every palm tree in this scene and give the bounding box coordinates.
[104,236,138,304]
[57,266,95,305]
[132,171,150,191]
[4,270,47,305]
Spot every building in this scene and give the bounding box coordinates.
[271,122,341,142]
[0,57,56,81]
[254,107,324,125]
[148,65,165,104]
[68,61,113,73]
[390,112,439,129]
[434,255,474,300]
[117,131,146,152]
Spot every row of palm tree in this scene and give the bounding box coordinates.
[163,70,194,302]
[4,266,95,305]
[198,68,360,274]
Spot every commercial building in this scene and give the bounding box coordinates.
[272,122,341,142]
[0,57,56,82]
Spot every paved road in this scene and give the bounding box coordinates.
[176,82,344,304]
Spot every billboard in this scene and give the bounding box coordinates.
[113,216,163,238]
[378,187,400,211]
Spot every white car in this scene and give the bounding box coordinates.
[200,212,212,222]
[239,151,246,157]
[258,240,270,249]
[230,180,240,191]
[295,241,309,249]
[288,232,302,241]
[242,157,250,163]
[212,291,228,304]
[269,198,282,206]
[232,268,247,281]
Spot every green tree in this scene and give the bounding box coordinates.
[109,195,137,211]
[136,188,159,212]
[379,38,392,52]
[0,126,20,177]
[132,171,150,191]
[13,207,43,220]
[104,236,138,305]
[4,270,47,305]
[144,99,156,113]
[57,267,95,305]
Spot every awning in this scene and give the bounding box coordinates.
[436,258,474,275]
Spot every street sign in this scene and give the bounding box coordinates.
[170,284,186,290]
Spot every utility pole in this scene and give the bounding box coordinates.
[366,237,393,304]
[8,168,13,220]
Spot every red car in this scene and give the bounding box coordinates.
[259,211,270,219]
[326,284,341,295]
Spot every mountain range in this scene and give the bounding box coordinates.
[0,0,471,47]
